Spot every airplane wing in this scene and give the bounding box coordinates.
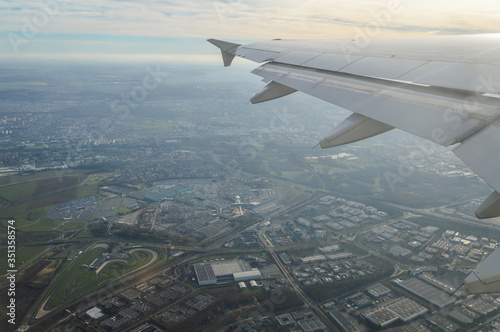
[209,34,500,219]
[209,34,500,294]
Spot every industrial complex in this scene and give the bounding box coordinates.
[193,259,262,286]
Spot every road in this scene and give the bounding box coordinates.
[258,232,341,331]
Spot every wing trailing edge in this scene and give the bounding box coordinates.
[465,247,500,293]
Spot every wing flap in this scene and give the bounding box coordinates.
[320,113,394,148]
[465,247,500,294]
[252,62,493,147]
[250,81,297,104]
[453,124,500,194]
[474,191,500,219]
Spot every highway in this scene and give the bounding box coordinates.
[259,232,341,331]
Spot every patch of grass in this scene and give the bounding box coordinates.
[1,205,53,230]
[127,250,153,269]
[241,287,265,296]
[27,188,78,210]
[46,247,102,309]
[1,203,30,223]
[20,217,59,232]
[58,221,86,231]
[81,173,113,185]
[18,246,48,266]
[32,176,78,196]
[27,205,52,221]
[0,170,88,186]
[75,228,99,239]
[0,245,48,272]
[99,261,127,277]
[0,181,37,202]
[72,269,98,288]
[117,206,131,215]
[77,184,98,198]
[41,246,160,313]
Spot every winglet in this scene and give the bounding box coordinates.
[208,39,241,67]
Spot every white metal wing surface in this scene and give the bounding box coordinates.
[209,34,500,294]
[209,34,500,219]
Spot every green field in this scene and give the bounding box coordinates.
[0,171,113,246]
[58,221,86,232]
[117,205,131,215]
[1,205,53,228]
[0,245,48,271]
[77,184,98,198]
[40,247,159,312]
[46,247,103,309]
[1,203,31,224]
[0,181,37,202]
[19,217,59,232]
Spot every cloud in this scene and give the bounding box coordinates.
[1,0,499,54]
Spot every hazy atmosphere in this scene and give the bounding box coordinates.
[1,1,500,332]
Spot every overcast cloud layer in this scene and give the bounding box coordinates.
[1,0,500,56]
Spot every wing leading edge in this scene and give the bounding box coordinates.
[209,35,500,294]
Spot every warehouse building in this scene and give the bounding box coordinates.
[363,307,399,328]
[386,298,428,322]
[194,259,262,285]
[367,284,391,299]
[394,278,455,309]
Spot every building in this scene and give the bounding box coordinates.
[297,317,328,332]
[280,253,292,265]
[194,259,262,285]
[329,311,358,332]
[194,264,217,286]
[394,278,455,309]
[363,307,399,328]
[386,298,428,322]
[134,184,190,202]
[315,230,326,239]
[234,270,262,282]
[276,313,295,326]
[86,307,104,320]
[367,284,391,299]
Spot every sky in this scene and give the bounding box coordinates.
[1,0,500,59]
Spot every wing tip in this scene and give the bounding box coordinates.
[208,39,241,67]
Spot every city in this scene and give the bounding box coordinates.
[1,58,500,332]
